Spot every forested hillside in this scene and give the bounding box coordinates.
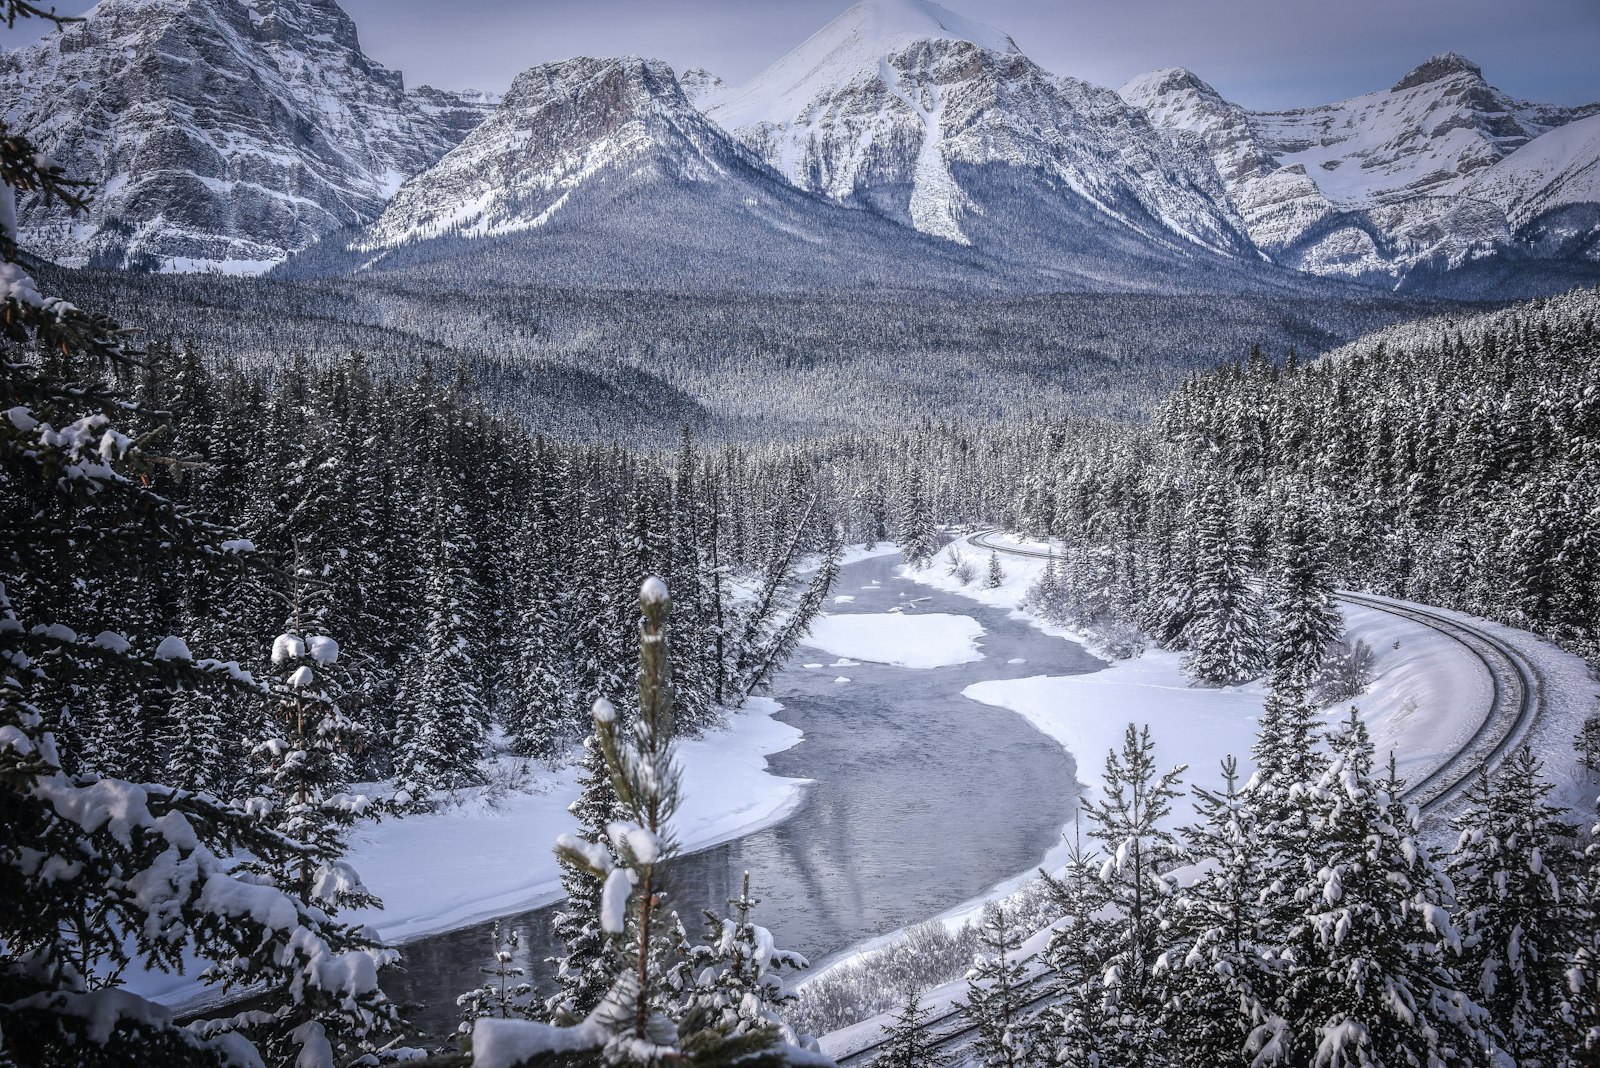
[21,343,841,806]
[40,266,1451,439]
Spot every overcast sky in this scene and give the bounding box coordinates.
[12,0,1600,109]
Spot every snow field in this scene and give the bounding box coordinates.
[810,529,1579,1037]
[802,612,986,669]
[343,697,810,943]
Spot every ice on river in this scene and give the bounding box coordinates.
[803,612,985,669]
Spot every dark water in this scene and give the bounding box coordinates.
[387,553,1103,1038]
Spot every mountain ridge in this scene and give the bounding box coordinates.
[7,0,1598,296]
[1,0,495,271]
[1120,53,1600,289]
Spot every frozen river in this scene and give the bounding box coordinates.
[387,552,1102,1038]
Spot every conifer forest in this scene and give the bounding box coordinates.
[4,1,1600,1067]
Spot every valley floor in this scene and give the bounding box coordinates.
[132,535,1599,1023]
[816,531,1600,1058]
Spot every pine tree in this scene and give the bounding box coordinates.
[457,919,538,1046]
[680,871,811,1046]
[549,731,627,1020]
[1276,711,1486,1067]
[480,578,808,1067]
[1449,748,1590,1065]
[1184,483,1267,685]
[1167,757,1275,1068]
[1266,494,1342,694]
[245,554,373,907]
[1041,820,1115,1068]
[960,904,1040,1068]
[1081,724,1188,1064]
[1248,687,1329,833]
[394,502,487,807]
[895,467,938,571]
[985,551,1005,590]
[871,989,949,1068]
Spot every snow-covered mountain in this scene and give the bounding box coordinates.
[13,0,1595,294]
[680,68,730,110]
[704,0,1256,266]
[1466,112,1600,262]
[1,0,495,272]
[1121,55,1600,287]
[294,54,1033,292]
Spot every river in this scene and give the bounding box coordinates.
[385,552,1102,1039]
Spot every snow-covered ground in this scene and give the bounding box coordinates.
[803,612,985,669]
[341,697,810,943]
[928,533,1498,811]
[810,528,1598,1013]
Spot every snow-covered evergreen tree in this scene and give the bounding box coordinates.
[457,920,538,1045]
[394,502,488,807]
[1183,483,1267,685]
[1041,821,1115,1068]
[476,578,815,1067]
[895,467,938,571]
[871,988,949,1068]
[1167,757,1276,1068]
[985,551,1005,590]
[960,903,1041,1068]
[1266,494,1343,695]
[549,731,626,1020]
[679,871,811,1047]
[1081,724,1188,1062]
[1276,711,1486,1067]
[1449,748,1590,1065]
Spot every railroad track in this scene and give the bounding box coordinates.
[829,531,1544,1065]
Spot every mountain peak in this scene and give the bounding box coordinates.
[1120,66,1221,103]
[709,0,1016,132]
[1391,52,1483,93]
[835,0,1018,54]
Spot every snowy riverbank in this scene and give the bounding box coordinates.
[806,529,1540,989]
[341,697,812,943]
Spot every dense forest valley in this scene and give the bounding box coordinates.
[6,1,1600,1065]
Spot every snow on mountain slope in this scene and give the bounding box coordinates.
[1467,113,1600,260]
[355,56,747,249]
[1121,55,1600,288]
[1252,53,1579,203]
[706,0,1255,261]
[308,55,1042,293]
[0,0,494,271]
[681,68,730,110]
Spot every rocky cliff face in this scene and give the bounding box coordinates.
[1,0,493,271]
[9,0,1596,294]
[705,0,1255,261]
[1121,55,1600,285]
[353,55,760,251]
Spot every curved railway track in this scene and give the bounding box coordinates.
[829,531,1545,1066]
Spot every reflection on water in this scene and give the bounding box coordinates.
[384,552,1101,1039]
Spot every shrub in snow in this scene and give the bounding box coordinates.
[945,548,976,585]
[789,921,981,1037]
[1312,638,1375,704]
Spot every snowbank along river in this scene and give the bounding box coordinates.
[387,552,1102,1037]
